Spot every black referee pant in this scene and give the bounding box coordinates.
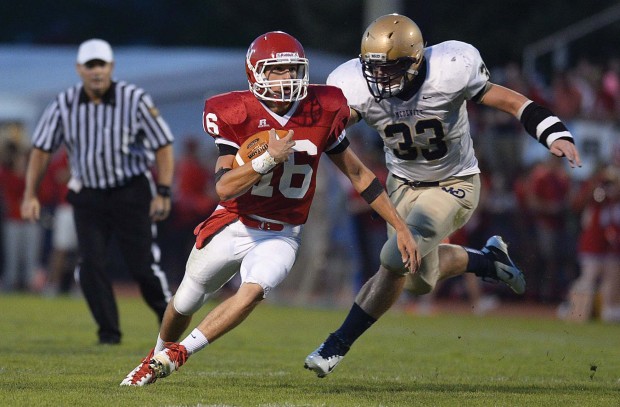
[67,175,171,344]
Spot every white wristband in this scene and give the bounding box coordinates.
[251,151,277,174]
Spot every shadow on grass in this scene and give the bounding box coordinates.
[291,379,615,396]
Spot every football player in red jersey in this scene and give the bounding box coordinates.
[120,31,418,386]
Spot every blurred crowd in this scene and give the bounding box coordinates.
[1,58,620,323]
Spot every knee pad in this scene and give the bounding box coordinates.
[172,276,211,316]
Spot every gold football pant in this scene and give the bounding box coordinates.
[380,173,480,294]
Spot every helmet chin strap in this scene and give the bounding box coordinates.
[406,66,419,78]
[377,77,404,98]
[389,72,416,96]
[405,55,423,77]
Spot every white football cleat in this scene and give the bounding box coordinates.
[482,235,526,295]
[304,333,349,378]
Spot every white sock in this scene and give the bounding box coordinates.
[180,328,210,355]
[154,335,166,353]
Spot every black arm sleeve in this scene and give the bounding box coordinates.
[217,143,238,157]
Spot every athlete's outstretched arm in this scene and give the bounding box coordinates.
[328,146,419,273]
[480,83,582,168]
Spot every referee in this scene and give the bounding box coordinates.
[21,39,174,345]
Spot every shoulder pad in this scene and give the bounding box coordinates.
[431,41,481,66]
[204,91,249,126]
[427,41,486,94]
[309,85,347,112]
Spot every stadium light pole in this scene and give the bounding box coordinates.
[363,0,404,27]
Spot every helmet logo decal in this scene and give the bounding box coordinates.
[275,52,299,59]
[363,52,387,62]
[245,31,309,103]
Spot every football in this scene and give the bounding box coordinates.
[232,129,288,168]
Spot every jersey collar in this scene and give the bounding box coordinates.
[261,100,300,127]
[78,81,117,105]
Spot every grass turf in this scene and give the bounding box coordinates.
[0,294,618,406]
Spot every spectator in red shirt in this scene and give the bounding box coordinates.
[550,71,583,121]
[561,165,620,322]
[160,137,217,283]
[526,156,572,301]
[41,150,79,296]
[0,141,43,292]
[174,138,218,228]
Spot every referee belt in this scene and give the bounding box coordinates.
[391,174,440,188]
[239,216,284,231]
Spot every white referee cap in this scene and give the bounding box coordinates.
[77,39,114,64]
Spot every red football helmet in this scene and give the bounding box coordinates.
[245,31,309,102]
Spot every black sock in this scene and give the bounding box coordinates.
[334,303,377,347]
[464,247,496,278]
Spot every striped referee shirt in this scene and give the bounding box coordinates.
[32,81,174,189]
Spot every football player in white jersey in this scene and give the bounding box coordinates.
[305,13,581,378]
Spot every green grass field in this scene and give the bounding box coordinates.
[0,294,618,407]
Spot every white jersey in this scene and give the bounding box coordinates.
[327,40,488,182]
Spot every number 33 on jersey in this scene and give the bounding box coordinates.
[328,40,490,183]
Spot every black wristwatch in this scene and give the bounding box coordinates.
[156,184,171,198]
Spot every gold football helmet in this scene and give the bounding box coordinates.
[360,14,425,101]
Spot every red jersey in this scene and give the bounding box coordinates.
[573,172,620,254]
[41,150,71,205]
[529,163,571,229]
[202,85,349,225]
[175,154,217,227]
[578,203,607,254]
[0,165,25,220]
